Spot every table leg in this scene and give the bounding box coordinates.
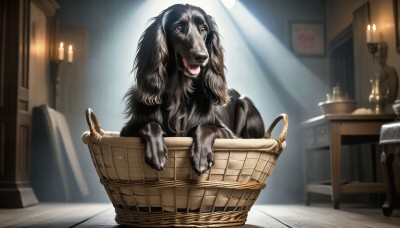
[381,147,395,217]
[371,144,377,182]
[331,125,341,209]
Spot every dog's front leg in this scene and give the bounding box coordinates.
[139,122,168,171]
[190,124,235,175]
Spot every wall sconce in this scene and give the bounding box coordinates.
[366,24,387,64]
[50,41,74,109]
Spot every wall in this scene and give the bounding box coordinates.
[29,2,51,111]
[326,0,368,42]
[55,0,328,203]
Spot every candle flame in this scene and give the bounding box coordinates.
[69,45,73,51]
[372,24,376,31]
[60,42,64,48]
[367,24,371,30]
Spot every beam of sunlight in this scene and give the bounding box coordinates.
[222,1,328,113]
[221,0,237,9]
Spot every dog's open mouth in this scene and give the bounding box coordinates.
[183,59,201,76]
[176,53,203,78]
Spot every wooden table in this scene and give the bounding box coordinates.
[301,114,395,209]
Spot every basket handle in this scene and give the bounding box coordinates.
[265,113,289,145]
[85,108,102,137]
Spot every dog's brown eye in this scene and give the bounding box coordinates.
[200,25,207,34]
[175,25,183,33]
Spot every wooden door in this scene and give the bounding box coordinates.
[0,0,38,208]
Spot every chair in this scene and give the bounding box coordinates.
[380,121,400,216]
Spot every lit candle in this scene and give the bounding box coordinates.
[67,45,73,63]
[366,24,371,43]
[372,24,377,43]
[58,42,64,60]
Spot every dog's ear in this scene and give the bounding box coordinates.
[133,11,169,106]
[203,16,230,106]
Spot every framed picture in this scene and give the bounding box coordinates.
[290,22,325,56]
[394,0,400,53]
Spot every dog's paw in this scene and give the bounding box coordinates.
[190,140,214,176]
[139,122,168,171]
[143,138,168,171]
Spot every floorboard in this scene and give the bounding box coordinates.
[237,206,287,228]
[261,205,337,228]
[76,208,119,227]
[335,207,400,228]
[1,203,399,227]
[1,203,110,228]
[287,205,366,228]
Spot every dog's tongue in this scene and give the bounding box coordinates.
[183,59,201,75]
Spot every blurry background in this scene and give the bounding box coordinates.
[3,0,400,207]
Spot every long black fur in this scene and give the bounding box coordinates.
[121,4,265,175]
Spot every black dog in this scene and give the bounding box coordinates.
[121,4,265,175]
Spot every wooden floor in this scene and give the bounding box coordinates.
[1,203,400,227]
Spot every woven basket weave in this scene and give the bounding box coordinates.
[82,109,288,227]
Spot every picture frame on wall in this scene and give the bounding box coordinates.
[394,0,400,53]
[290,22,325,56]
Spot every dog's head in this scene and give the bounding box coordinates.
[133,4,229,106]
[165,4,209,78]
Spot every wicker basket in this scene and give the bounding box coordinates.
[82,109,288,227]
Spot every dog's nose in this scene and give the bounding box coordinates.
[194,52,209,63]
